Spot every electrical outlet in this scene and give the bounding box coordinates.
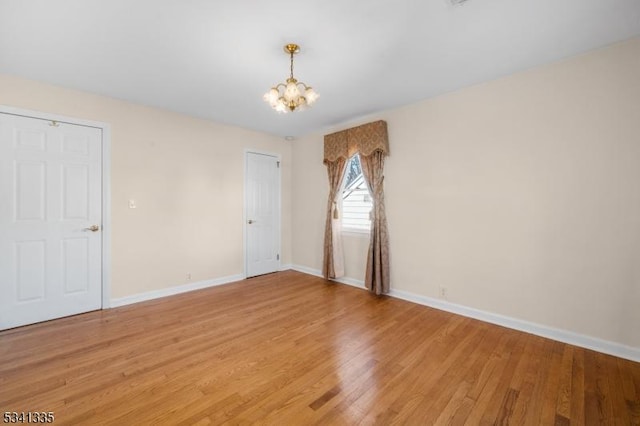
[186,273,192,281]
[438,285,448,299]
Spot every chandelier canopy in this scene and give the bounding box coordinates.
[264,43,319,113]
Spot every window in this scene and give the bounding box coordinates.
[341,154,372,232]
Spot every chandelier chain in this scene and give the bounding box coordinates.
[290,51,294,80]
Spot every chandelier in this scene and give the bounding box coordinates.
[263,43,319,113]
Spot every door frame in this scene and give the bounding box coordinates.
[0,105,112,308]
[243,149,281,278]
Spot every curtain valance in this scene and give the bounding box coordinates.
[323,120,389,163]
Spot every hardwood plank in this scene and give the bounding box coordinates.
[478,332,528,424]
[569,347,586,425]
[522,338,556,426]
[0,270,638,425]
[508,335,546,424]
[555,345,574,419]
[495,387,519,425]
[594,352,615,422]
[606,353,632,425]
[584,349,602,425]
[539,341,565,424]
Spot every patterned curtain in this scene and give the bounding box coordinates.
[322,158,347,279]
[323,120,390,293]
[359,151,390,295]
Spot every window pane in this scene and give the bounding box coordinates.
[343,153,362,188]
[341,154,372,231]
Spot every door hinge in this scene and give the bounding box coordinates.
[277,254,280,260]
[276,161,280,168]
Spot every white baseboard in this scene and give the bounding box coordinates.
[279,263,292,271]
[289,264,319,277]
[290,264,367,290]
[110,273,245,308]
[290,264,640,362]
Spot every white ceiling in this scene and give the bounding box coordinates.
[1,0,639,138]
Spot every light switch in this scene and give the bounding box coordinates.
[128,199,137,209]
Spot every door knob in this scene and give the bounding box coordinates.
[83,225,100,232]
[247,220,254,224]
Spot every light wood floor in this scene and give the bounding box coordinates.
[1,271,638,425]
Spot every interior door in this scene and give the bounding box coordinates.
[0,113,103,330]
[245,152,280,278]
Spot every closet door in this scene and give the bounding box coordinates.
[0,113,103,330]
[245,152,280,278]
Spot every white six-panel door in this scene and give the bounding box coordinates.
[0,113,102,330]
[245,152,280,278]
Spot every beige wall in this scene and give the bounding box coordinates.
[292,38,640,349]
[0,74,292,299]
